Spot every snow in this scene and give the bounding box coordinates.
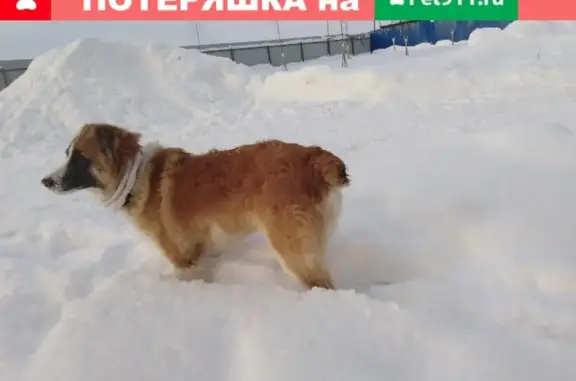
[2,20,576,381]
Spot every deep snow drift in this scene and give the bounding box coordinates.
[2,21,576,381]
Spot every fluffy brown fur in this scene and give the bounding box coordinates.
[61,123,350,289]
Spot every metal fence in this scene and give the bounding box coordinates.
[0,33,371,92]
[188,33,371,67]
[0,59,32,91]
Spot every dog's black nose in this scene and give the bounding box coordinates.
[41,177,55,188]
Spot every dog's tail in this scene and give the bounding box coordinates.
[310,147,350,187]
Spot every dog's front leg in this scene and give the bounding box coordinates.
[172,242,208,282]
[182,241,220,283]
[157,231,205,281]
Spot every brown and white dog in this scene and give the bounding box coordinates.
[41,123,350,289]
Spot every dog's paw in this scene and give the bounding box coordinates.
[157,267,193,282]
[175,266,206,282]
[158,265,213,284]
[158,271,179,283]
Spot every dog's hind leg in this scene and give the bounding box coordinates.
[264,208,334,290]
[323,188,343,239]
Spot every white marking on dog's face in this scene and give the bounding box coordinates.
[42,161,73,194]
[41,141,74,194]
[41,139,99,195]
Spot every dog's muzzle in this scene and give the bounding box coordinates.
[41,150,97,194]
[41,163,73,194]
[41,176,56,189]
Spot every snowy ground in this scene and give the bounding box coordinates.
[2,21,576,381]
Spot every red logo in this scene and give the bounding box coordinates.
[0,0,51,20]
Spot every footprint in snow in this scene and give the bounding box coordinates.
[64,242,132,300]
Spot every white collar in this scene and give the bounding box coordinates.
[102,142,161,211]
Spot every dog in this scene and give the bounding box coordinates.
[41,123,350,289]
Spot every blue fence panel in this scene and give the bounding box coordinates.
[370,21,513,52]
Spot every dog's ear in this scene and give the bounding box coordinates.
[96,127,120,160]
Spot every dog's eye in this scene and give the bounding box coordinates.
[68,150,91,168]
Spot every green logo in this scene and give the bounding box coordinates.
[375,0,518,21]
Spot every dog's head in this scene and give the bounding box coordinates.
[41,123,142,199]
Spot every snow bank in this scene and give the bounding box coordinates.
[503,20,576,39]
[254,65,388,103]
[467,27,505,47]
[254,22,576,104]
[2,21,576,381]
[0,38,258,157]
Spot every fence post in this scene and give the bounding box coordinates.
[0,66,8,89]
[404,36,409,56]
[229,46,235,62]
[349,36,355,56]
[266,44,272,64]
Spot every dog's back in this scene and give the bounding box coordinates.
[153,139,349,289]
[162,140,347,212]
